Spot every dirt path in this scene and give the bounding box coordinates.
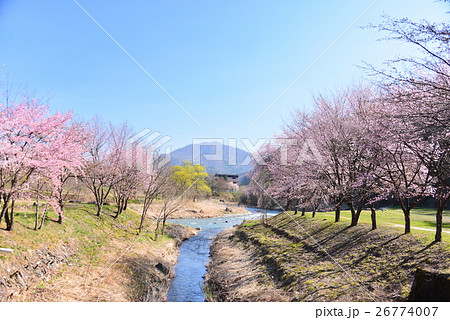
[387,223,450,234]
[129,199,248,219]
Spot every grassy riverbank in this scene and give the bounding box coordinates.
[205,210,450,302]
[0,202,196,301]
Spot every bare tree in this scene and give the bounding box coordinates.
[83,117,121,216]
[110,123,142,218]
[138,154,172,234]
[161,175,190,234]
[155,188,187,240]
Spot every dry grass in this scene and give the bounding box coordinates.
[205,213,450,302]
[0,202,194,301]
[205,228,290,302]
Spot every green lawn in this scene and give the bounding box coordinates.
[288,207,450,244]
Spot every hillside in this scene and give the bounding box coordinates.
[205,211,450,302]
[170,142,253,175]
[0,203,195,301]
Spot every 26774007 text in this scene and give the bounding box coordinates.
[315,306,439,318]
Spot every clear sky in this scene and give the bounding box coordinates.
[0,0,449,150]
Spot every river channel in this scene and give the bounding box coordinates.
[166,207,279,302]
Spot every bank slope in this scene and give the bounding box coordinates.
[0,203,195,301]
[205,212,450,302]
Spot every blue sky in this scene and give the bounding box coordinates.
[0,0,449,149]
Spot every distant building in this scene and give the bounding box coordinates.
[214,174,239,192]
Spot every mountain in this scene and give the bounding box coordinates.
[169,142,253,176]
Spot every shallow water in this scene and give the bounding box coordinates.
[166,207,279,302]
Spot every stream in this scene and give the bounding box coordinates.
[166,207,280,302]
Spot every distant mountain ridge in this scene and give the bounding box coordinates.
[169,142,253,176]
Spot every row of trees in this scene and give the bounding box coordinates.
[0,85,210,235]
[246,17,449,242]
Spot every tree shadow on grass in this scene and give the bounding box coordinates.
[348,234,404,268]
[315,226,375,259]
[82,209,96,216]
[398,242,436,268]
[45,216,60,224]
[365,240,444,294]
[16,215,61,230]
[316,225,353,246]
[380,234,403,247]
[296,281,373,302]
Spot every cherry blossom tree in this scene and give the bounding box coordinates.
[245,144,279,209]
[299,87,380,227]
[368,15,450,241]
[367,103,434,233]
[0,98,88,230]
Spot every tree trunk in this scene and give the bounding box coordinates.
[404,209,411,234]
[349,202,357,226]
[435,197,449,242]
[139,211,146,234]
[0,197,9,227]
[370,205,377,230]
[154,219,161,241]
[355,203,364,226]
[435,205,442,242]
[34,198,39,231]
[38,209,47,230]
[114,198,123,219]
[301,207,306,216]
[57,186,64,224]
[398,197,412,234]
[161,216,167,235]
[0,199,4,225]
[349,201,364,227]
[294,207,298,215]
[5,200,14,231]
[57,199,64,224]
[96,202,103,217]
[4,207,10,230]
[335,205,341,223]
[312,208,316,218]
[286,199,292,211]
[57,212,63,224]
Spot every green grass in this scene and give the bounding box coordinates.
[232,211,450,301]
[0,202,171,265]
[241,221,259,227]
[287,207,450,245]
